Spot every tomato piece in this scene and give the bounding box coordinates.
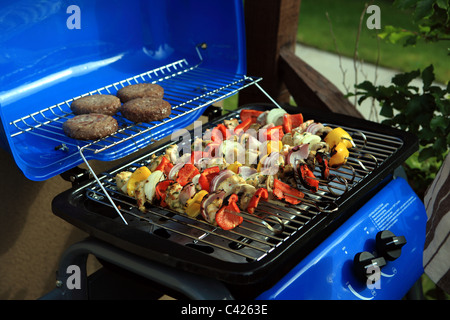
[284,195,302,205]
[198,174,210,191]
[203,142,221,158]
[226,194,240,212]
[203,166,220,176]
[190,150,204,165]
[176,164,200,187]
[215,207,243,230]
[316,152,330,180]
[239,109,263,124]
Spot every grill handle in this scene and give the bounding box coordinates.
[46,238,234,300]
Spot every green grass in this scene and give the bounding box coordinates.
[297,0,449,84]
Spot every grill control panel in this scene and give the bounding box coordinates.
[256,177,426,300]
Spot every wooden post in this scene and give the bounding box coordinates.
[238,0,301,106]
[239,0,363,118]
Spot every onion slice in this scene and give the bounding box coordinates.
[200,191,226,224]
[266,108,286,126]
[168,162,184,180]
[179,182,196,206]
[238,166,257,179]
[306,122,324,135]
[209,169,234,193]
[143,170,165,202]
[286,144,309,165]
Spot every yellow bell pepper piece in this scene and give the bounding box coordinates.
[329,142,349,167]
[127,166,151,197]
[269,140,283,154]
[185,190,208,218]
[256,154,268,172]
[324,127,353,149]
[227,161,242,174]
[261,140,283,155]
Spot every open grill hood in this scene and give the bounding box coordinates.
[0,0,248,181]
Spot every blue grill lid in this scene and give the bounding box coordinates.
[0,0,249,180]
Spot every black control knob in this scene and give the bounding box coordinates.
[353,251,386,282]
[376,230,406,261]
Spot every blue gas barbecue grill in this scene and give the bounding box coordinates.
[1,0,427,300]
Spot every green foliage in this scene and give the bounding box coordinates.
[354,0,449,196]
[355,65,449,162]
[354,65,449,195]
[378,0,450,48]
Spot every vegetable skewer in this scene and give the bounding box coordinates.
[115,108,358,230]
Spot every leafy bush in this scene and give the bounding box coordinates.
[356,65,449,162]
[354,64,449,196]
[353,0,449,196]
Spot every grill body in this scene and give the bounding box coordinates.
[257,177,427,300]
[51,104,424,299]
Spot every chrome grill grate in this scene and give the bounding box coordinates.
[83,121,404,264]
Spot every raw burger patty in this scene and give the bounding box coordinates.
[63,113,119,140]
[121,97,171,123]
[70,94,121,116]
[117,83,164,103]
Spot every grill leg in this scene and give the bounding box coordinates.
[45,237,234,300]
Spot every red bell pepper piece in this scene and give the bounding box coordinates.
[315,152,330,180]
[283,113,303,133]
[176,163,200,187]
[215,194,243,230]
[155,156,173,177]
[190,150,204,165]
[298,163,319,192]
[273,178,304,205]
[211,123,230,142]
[266,125,284,141]
[239,109,263,124]
[155,179,175,207]
[203,142,220,158]
[198,166,220,191]
[247,188,269,214]
[234,118,252,135]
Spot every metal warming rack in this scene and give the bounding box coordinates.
[8,47,262,158]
